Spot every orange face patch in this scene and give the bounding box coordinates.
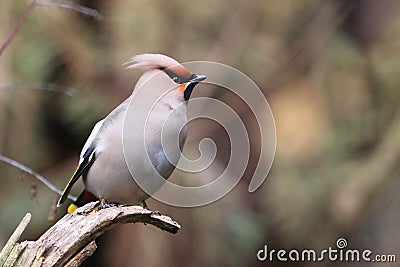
[178,84,187,95]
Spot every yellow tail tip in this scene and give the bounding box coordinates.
[67,203,79,214]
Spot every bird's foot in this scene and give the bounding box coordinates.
[98,196,118,210]
[141,200,161,216]
[151,210,161,216]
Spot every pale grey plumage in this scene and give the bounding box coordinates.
[57,54,206,208]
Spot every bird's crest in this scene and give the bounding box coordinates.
[124,54,180,70]
[124,53,192,78]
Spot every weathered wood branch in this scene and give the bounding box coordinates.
[1,202,180,267]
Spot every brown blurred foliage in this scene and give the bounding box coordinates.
[0,0,399,266]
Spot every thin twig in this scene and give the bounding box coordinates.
[0,155,77,201]
[0,0,101,57]
[0,82,77,96]
[35,0,102,19]
[0,0,37,57]
[0,213,31,266]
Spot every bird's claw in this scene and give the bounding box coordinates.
[98,197,118,210]
[151,210,161,216]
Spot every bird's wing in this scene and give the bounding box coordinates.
[57,147,97,207]
[57,119,105,208]
[57,99,130,208]
[79,119,105,160]
[57,147,96,208]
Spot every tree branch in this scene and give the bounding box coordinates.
[35,0,102,19]
[0,154,77,201]
[1,202,180,266]
[0,213,31,266]
[63,241,96,267]
[0,0,101,57]
[0,0,37,57]
[0,82,77,96]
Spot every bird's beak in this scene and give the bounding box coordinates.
[189,74,207,83]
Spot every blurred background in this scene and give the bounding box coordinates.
[0,0,399,266]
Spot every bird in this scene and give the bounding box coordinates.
[57,53,206,214]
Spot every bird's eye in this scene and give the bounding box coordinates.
[173,76,178,82]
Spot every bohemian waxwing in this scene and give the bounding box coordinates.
[57,53,206,213]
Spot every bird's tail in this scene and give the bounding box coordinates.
[67,189,98,214]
